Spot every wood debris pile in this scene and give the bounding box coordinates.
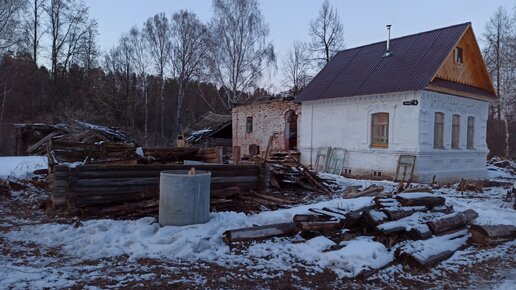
[267,153,338,195]
[223,187,516,273]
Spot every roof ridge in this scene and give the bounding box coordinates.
[335,22,471,55]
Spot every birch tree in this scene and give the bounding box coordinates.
[207,0,275,108]
[46,0,90,77]
[282,41,311,96]
[129,26,151,145]
[144,12,172,140]
[170,10,209,144]
[22,0,46,65]
[0,0,25,52]
[483,6,516,157]
[309,0,344,68]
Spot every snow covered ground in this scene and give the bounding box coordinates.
[0,157,515,289]
[0,156,47,179]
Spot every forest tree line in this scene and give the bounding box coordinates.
[0,0,515,157]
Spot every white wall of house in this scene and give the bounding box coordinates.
[415,90,489,182]
[299,90,489,182]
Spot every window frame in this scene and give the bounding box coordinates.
[467,116,475,149]
[455,47,464,64]
[451,114,460,149]
[245,116,253,133]
[371,112,389,148]
[434,112,445,149]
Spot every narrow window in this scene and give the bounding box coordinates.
[371,113,389,148]
[434,112,444,149]
[451,114,460,149]
[455,47,463,64]
[246,116,253,133]
[467,116,475,149]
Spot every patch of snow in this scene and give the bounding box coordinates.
[0,156,47,179]
[399,230,469,264]
[5,197,377,279]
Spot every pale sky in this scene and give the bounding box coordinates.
[87,0,515,91]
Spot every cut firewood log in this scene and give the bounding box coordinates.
[401,187,433,193]
[396,192,445,207]
[223,222,299,244]
[297,221,344,232]
[346,186,384,199]
[427,209,478,235]
[381,206,428,221]
[408,224,433,240]
[343,205,375,227]
[362,210,389,228]
[397,230,469,268]
[469,224,516,246]
[293,214,333,223]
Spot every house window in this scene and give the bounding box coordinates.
[455,47,463,64]
[451,114,460,149]
[467,116,475,149]
[434,112,444,149]
[371,113,389,148]
[246,116,253,133]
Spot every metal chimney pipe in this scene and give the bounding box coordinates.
[383,25,392,57]
[386,25,391,52]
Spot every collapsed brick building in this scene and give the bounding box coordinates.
[232,99,300,157]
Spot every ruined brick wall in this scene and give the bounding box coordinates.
[232,100,300,156]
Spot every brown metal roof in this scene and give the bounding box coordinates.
[296,23,493,102]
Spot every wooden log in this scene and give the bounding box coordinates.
[343,205,375,227]
[397,230,469,268]
[408,224,433,240]
[401,187,433,193]
[223,223,298,244]
[308,208,345,219]
[297,221,344,232]
[292,214,332,223]
[427,209,478,235]
[469,224,516,246]
[381,206,428,220]
[362,210,389,228]
[396,192,445,207]
[346,186,384,199]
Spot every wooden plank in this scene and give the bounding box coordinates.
[27,131,59,154]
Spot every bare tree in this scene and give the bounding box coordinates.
[22,0,46,65]
[129,25,151,145]
[77,19,99,71]
[0,0,25,52]
[309,0,344,68]
[144,12,172,141]
[282,41,311,96]
[207,0,275,109]
[483,6,516,157]
[170,10,209,144]
[46,0,89,77]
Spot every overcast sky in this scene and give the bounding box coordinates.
[87,0,514,91]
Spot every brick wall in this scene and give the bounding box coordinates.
[232,100,300,156]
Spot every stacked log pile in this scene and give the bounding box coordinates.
[223,188,515,271]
